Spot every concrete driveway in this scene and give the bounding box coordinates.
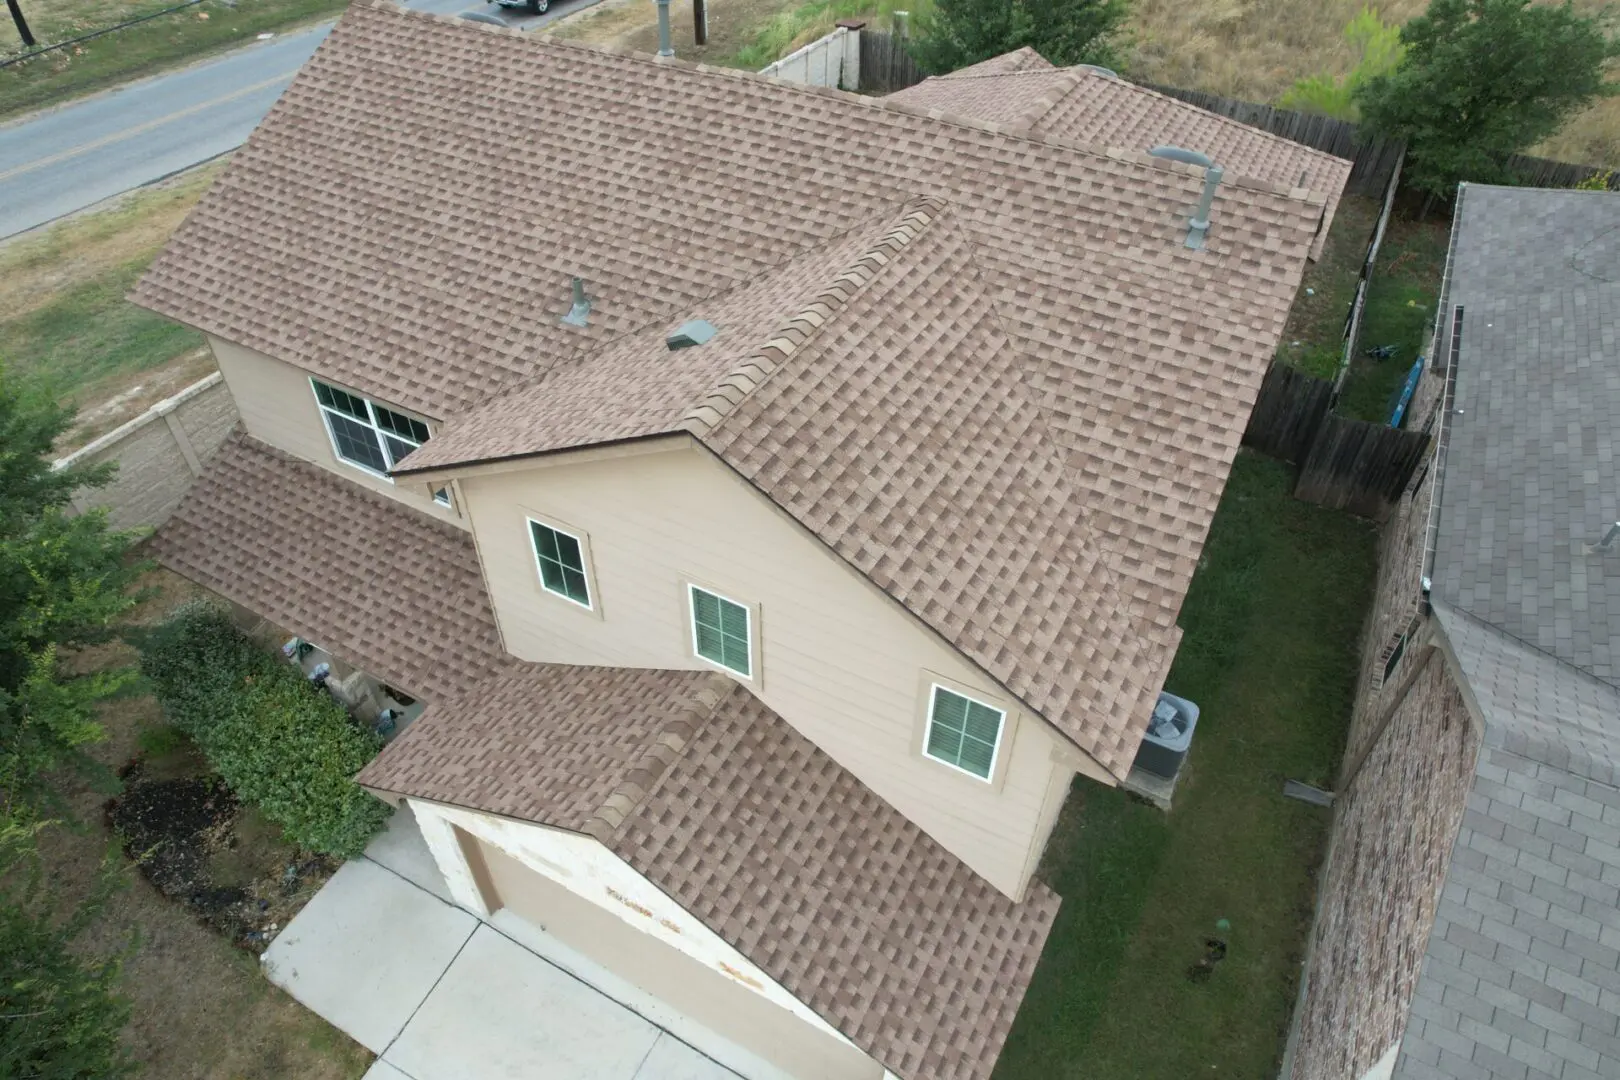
[263,809,740,1080]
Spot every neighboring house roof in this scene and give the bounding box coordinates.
[150,433,1060,1080]
[884,61,1351,259]
[939,47,1055,78]
[400,199,1169,775]
[1430,185,1620,685]
[1394,185,1620,1080]
[130,2,1332,672]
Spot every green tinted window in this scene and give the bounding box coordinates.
[925,686,1003,779]
[690,586,750,677]
[529,521,591,607]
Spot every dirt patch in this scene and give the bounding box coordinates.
[56,347,219,453]
[106,758,338,953]
[547,0,805,63]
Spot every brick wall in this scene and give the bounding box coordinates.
[57,374,238,532]
[1342,441,1438,776]
[1290,648,1481,1079]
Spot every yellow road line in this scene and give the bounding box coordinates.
[0,68,297,183]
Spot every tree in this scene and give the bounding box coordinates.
[0,374,140,1079]
[0,376,140,821]
[1280,7,1405,121]
[1354,0,1619,199]
[911,0,1130,75]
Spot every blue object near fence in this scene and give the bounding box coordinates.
[1389,357,1424,427]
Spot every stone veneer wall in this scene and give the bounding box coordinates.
[57,374,238,532]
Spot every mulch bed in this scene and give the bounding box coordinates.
[105,757,336,953]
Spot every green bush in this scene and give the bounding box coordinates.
[139,603,391,858]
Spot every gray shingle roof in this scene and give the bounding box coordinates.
[1395,745,1620,1080]
[1430,184,1620,685]
[1397,185,1620,1080]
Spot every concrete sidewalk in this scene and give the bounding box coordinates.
[263,808,740,1080]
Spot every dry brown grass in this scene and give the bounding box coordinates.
[1124,0,1620,168]
[0,160,225,322]
[39,567,375,1080]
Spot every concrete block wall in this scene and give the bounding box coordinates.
[1290,649,1481,1080]
[57,374,238,532]
[757,25,860,90]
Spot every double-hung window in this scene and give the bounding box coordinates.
[311,378,449,505]
[923,685,1004,781]
[529,520,592,609]
[688,585,752,678]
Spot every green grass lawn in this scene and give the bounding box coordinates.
[0,0,349,121]
[1334,209,1450,424]
[996,451,1377,1079]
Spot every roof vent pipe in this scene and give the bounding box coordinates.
[655,0,673,56]
[561,277,591,327]
[1149,145,1213,168]
[1185,165,1224,251]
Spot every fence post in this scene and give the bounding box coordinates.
[835,20,863,91]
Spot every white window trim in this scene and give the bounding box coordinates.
[310,377,439,493]
[922,683,1005,784]
[687,583,754,681]
[527,517,594,612]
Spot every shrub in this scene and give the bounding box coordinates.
[1279,7,1405,121]
[139,602,390,858]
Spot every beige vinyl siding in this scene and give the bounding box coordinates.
[459,439,1094,899]
[207,336,465,529]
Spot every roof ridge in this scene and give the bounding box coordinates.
[1001,68,1087,136]
[580,671,738,843]
[369,2,1319,205]
[1058,69,1355,171]
[679,195,947,437]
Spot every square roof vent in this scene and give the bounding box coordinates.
[667,320,717,350]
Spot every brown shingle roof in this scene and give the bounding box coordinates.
[131,2,1325,657]
[152,438,1058,1080]
[885,61,1351,259]
[402,200,1166,773]
[147,433,507,702]
[361,672,1060,1080]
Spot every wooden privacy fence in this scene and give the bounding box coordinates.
[1295,414,1432,519]
[858,27,922,93]
[1242,363,1432,520]
[1243,363,1335,464]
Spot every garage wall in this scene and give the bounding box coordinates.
[409,800,885,1080]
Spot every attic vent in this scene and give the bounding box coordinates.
[561,277,591,328]
[667,320,718,350]
[1149,145,1214,168]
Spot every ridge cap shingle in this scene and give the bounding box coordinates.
[680,196,947,438]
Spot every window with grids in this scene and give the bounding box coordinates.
[925,685,1004,780]
[529,521,592,608]
[311,379,448,505]
[689,586,751,677]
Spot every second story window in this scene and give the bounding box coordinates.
[529,520,592,609]
[924,685,1004,781]
[312,378,439,491]
[689,585,751,678]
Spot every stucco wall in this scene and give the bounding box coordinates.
[1288,648,1481,1080]
[456,440,1090,900]
[57,373,238,531]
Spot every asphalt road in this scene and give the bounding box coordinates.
[0,0,597,240]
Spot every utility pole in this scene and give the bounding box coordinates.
[693,0,706,45]
[7,0,36,48]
